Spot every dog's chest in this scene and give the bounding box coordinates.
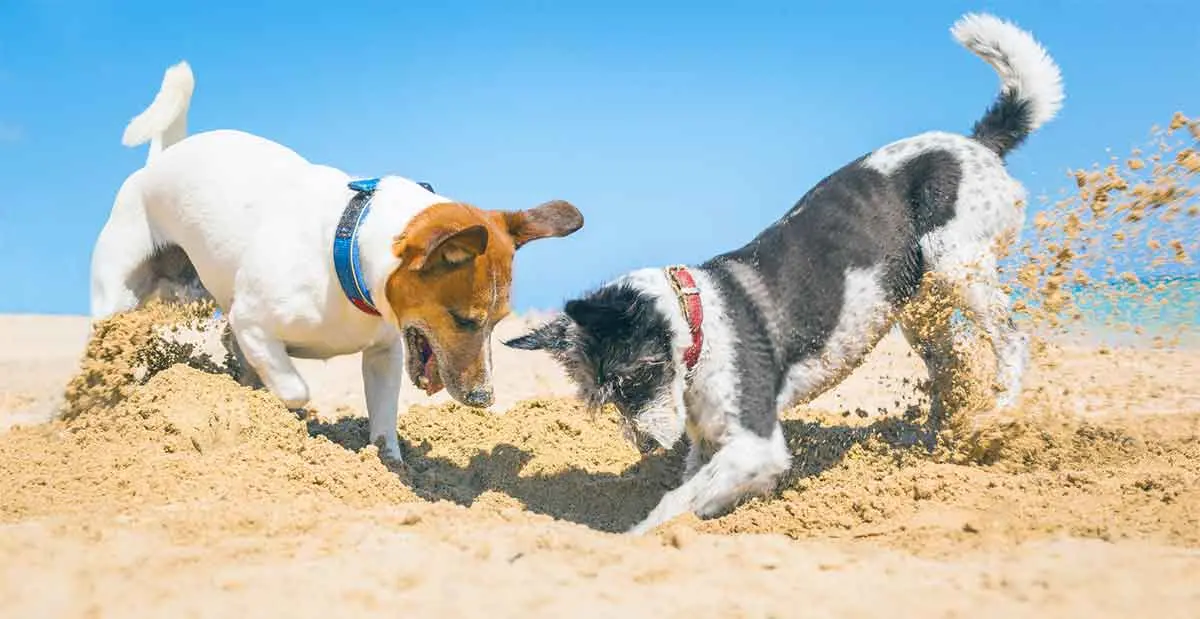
[263,288,394,358]
[683,368,735,442]
[283,323,391,357]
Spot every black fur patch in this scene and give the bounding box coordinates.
[505,284,676,420]
[970,90,1034,158]
[699,151,963,437]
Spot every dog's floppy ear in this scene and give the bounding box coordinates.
[501,200,584,250]
[394,224,489,272]
[563,298,628,334]
[503,316,571,351]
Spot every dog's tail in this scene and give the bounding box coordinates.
[121,61,195,164]
[952,13,1064,158]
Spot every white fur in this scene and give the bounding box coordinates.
[680,269,741,450]
[951,12,1064,131]
[629,422,790,535]
[91,64,457,461]
[121,61,195,164]
[617,268,695,355]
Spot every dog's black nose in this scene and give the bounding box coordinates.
[464,388,494,408]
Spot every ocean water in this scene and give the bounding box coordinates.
[1014,275,1200,347]
[1069,276,1199,329]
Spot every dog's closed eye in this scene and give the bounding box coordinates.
[448,310,481,332]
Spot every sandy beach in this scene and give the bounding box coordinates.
[1,305,1197,619]
[3,5,1197,614]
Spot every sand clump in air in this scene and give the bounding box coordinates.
[0,113,1197,616]
[1008,111,1199,346]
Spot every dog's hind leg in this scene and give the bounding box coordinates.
[897,275,981,439]
[141,245,212,306]
[219,322,264,389]
[629,423,791,535]
[226,309,310,410]
[960,272,1028,410]
[90,177,159,319]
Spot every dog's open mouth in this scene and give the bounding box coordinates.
[404,327,444,395]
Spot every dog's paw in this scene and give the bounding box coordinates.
[628,515,668,536]
[627,521,654,536]
[372,437,405,465]
[379,446,404,464]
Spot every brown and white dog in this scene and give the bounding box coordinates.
[90,61,584,461]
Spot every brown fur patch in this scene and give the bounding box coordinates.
[385,199,582,404]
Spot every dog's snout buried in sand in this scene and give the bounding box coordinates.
[90,61,584,463]
[507,12,1066,534]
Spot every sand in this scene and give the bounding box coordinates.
[1,303,1197,619]
[1,113,1197,618]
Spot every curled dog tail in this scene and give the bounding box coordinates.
[952,13,1064,158]
[121,61,195,164]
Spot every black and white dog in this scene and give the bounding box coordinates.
[505,13,1064,534]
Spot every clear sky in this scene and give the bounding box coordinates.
[1,0,1197,315]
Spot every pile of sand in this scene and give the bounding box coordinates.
[59,300,234,421]
[698,405,1200,555]
[1,304,419,530]
[5,299,1194,558]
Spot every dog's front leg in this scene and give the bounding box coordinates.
[682,431,718,483]
[228,316,310,409]
[362,342,405,462]
[628,424,791,535]
[683,439,702,483]
[220,322,264,389]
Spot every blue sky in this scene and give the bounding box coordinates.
[1,0,1198,315]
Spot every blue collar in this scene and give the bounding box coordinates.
[333,178,436,316]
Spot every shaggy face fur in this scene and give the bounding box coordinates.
[505,284,678,446]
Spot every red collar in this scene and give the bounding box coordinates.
[665,265,704,371]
